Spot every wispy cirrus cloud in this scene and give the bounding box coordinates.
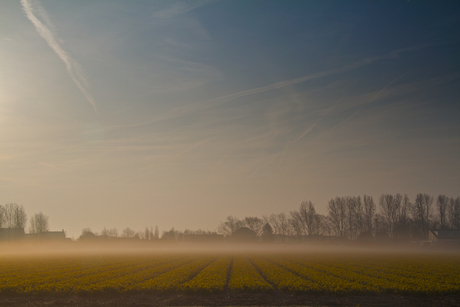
[152,0,215,20]
[39,161,59,170]
[20,0,99,115]
[165,43,436,121]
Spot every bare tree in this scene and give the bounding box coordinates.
[299,201,318,236]
[363,195,375,234]
[374,213,389,239]
[328,197,346,237]
[289,211,304,237]
[161,227,178,240]
[217,216,243,236]
[101,227,118,237]
[411,193,433,238]
[154,225,159,239]
[447,197,460,230]
[394,194,411,239]
[0,205,4,228]
[3,203,27,229]
[144,227,150,240]
[79,228,96,239]
[121,227,136,238]
[82,228,93,235]
[146,226,155,240]
[436,195,449,229]
[318,215,333,236]
[355,197,365,235]
[276,213,292,236]
[264,213,291,236]
[346,196,362,240]
[378,194,402,238]
[243,217,264,235]
[29,212,49,234]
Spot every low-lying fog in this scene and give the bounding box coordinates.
[1,241,458,259]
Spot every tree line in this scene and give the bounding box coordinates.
[81,226,161,240]
[0,203,49,234]
[3,192,459,242]
[218,193,460,241]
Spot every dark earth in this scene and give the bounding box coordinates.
[1,292,459,307]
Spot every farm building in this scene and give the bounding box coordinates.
[428,229,460,245]
[25,230,66,241]
[0,228,25,241]
[0,228,67,241]
[231,227,257,242]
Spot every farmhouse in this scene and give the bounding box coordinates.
[0,228,67,241]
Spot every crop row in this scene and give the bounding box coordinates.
[1,253,459,295]
[180,256,232,292]
[279,254,460,294]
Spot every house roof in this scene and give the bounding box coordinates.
[233,227,256,236]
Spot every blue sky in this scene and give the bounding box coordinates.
[1,0,459,237]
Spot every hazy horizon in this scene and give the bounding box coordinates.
[1,0,459,238]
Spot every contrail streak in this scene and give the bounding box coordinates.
[370,71,410,102]
[290,123,318,146]
[169,44,432,120]
[20,0,99,115]
[39,161,59,170]
[314,72,410,139]
[197,45,429,108]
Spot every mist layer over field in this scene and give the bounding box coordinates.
[2,240,458,258]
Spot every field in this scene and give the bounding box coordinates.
[1,248,460,297]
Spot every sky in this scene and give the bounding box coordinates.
[1,0,460,238]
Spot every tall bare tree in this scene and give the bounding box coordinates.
[121,227,136,238]
[0,205,4,228]
[436,195,449,229]
[243,217,264,235]
[378,194,402,238]
[363,195,375,234]
[328,197,346,237]
[275,213,292,236]
[101,227,118,237]
[299,201,318,236]
[154,225,159,239]
[394,194,411,239]
[374,213,389,239]
[289,212,304,237]
[345,196,362,240]
[318,214,333,236]
[29,212,49,234]
[411,193,433,238]
[3,203,27,229]
[447,197,460,230]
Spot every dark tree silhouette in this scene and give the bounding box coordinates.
[29,212,49,234]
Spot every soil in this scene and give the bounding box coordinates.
[0,292,459,307]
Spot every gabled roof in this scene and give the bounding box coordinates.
[233,227,256,236]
